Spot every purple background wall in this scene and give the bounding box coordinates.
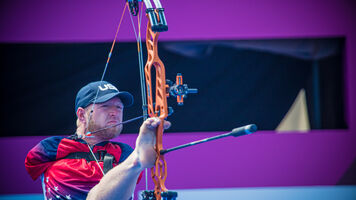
[0,130,355,194]
[0,0,355,194]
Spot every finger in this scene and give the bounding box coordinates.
[151,117,161,127]
[143,118,155,127]
[144,117,160,129]
[145,118,156,124]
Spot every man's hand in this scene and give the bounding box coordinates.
[134,117,171,169]
[87,118,170,200]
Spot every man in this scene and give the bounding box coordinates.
[25,81,170,200]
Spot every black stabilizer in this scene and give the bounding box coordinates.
[230,124,258,137]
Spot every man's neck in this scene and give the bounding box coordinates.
[83,137,107,147]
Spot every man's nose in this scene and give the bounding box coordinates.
[108,106,120,115]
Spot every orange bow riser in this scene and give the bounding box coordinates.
[144,15,169,200]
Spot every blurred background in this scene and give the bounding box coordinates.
[0,0,355,199]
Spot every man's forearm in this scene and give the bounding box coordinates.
[86,150,143,200]
[86,118,168,200]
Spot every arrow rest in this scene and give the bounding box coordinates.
[151,103,174,118]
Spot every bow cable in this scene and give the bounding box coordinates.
[128,2,147,121]
[83,3,128,178]
[85,3,128,133]
[128,1,150,191]
[138,2,151,191]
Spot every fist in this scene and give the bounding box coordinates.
[135,118,171,169]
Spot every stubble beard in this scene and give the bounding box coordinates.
[87,119,122,140]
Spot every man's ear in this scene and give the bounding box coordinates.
[76,107,86,123]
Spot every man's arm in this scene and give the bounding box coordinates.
[25,136,63,180]
[87,118,170,200]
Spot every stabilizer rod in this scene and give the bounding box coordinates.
[160,124,257,155]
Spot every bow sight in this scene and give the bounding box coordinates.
[167,73,198,106]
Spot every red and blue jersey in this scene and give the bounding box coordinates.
[25,135,140,200]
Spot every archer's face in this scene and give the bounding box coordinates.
[87,97,124,140]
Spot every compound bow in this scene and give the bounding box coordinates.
[127,0,197,199]
[91,1,255,199]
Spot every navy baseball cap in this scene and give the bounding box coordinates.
[75,81,134,112]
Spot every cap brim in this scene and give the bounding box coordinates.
[96,91,134,107]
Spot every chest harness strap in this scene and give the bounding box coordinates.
[63,150,115,174]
